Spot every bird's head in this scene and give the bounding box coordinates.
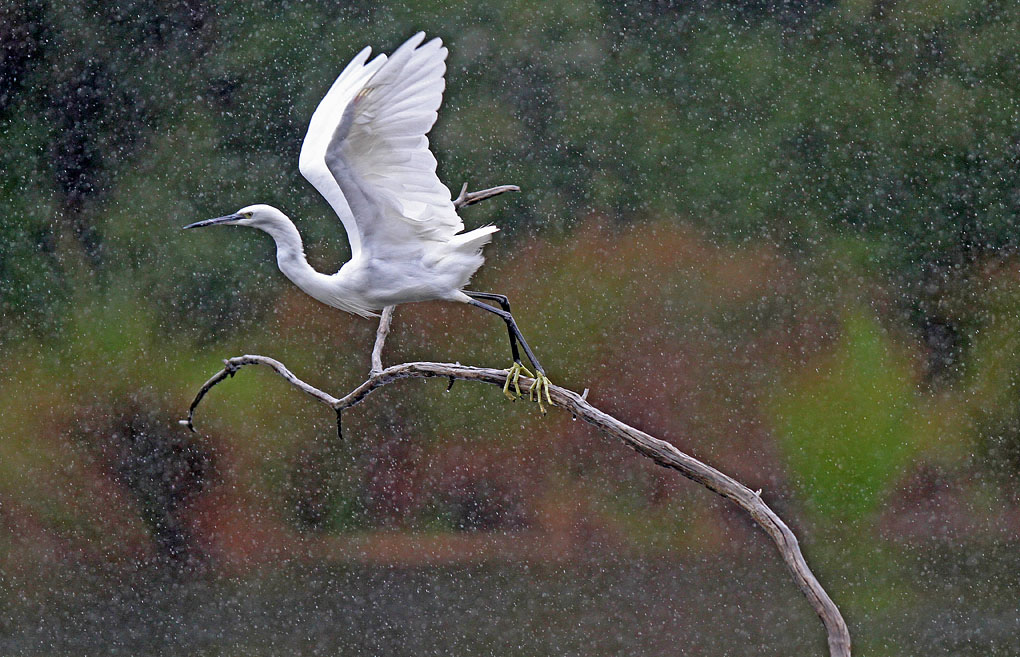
[183,204,288,231]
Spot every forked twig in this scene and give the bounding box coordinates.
[182,356,851,656]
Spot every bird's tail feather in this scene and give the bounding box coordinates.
[450,225,498,253]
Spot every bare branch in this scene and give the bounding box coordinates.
[453,183,520,209]
[370,306,395,375]
[180,355,341,433]
[183,356,851,656]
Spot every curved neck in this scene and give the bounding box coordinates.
[258,214,369,314]
[261,218,325,294]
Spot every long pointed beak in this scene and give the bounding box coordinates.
[183,213,243,230]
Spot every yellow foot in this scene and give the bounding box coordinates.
[529,372,554,413]
[504,362,534,400]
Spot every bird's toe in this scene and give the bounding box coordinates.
[529,372,553,413]
[503,362,533,400]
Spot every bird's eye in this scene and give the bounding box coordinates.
[242,212,253,218]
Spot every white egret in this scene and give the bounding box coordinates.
[184,32,551,403]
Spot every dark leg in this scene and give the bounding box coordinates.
[465,295,545,375]
[465,290,512,313]
[465,291,553,410]
[465,291,526,367]
[465,292,521,365]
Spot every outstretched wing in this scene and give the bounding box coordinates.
[300,32,463,261]
[299,43,387,258]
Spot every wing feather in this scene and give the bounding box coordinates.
[298,45,387,258]
[307,32,464,258]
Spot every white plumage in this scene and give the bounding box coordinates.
[187,32,497,318]
[299,32,494,262]
[187,33,550,398]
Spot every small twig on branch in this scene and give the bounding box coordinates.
[453,182,520,209]
[182,357,851,656]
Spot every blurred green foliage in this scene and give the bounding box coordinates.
[4,0,1020,340]
[771,311,922,524]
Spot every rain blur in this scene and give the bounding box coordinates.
[2,1,1019,655]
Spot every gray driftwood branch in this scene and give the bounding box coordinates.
[182,360,851,657]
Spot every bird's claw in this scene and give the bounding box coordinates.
[529,372,553,414]
[504,362,534,400]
